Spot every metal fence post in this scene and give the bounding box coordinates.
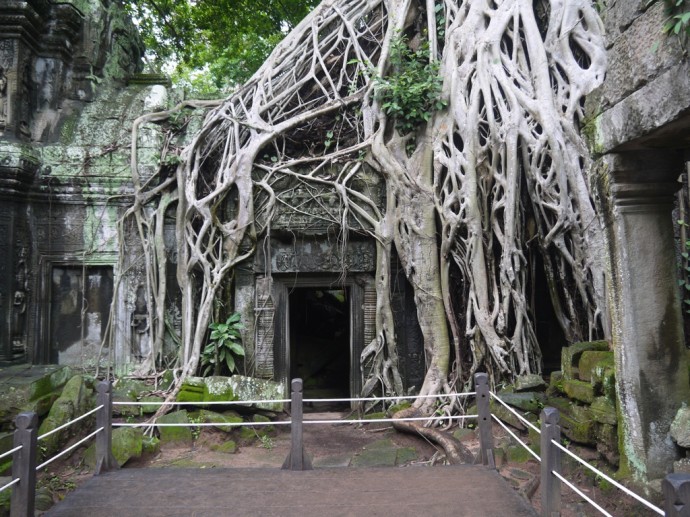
[540,407,562,517]
[10,412,37,517]
[282,378,312,471]
[95,380,117,474]
[662,473,690,516]
[475,372,495,468]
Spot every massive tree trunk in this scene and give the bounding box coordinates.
[121,0,607,417]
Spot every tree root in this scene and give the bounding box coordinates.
[392,407,474,465]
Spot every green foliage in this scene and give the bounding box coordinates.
[123,0,319,91]
[651,0,690,37]
[373,34,447,134]
[201,313,245,376]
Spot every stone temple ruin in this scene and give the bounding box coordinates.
[0,0,690,483]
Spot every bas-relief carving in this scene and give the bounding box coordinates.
[268,240,376,273]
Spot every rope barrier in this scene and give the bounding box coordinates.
[113,421,291,428]
[0,477,19,493]
[489,392,540,434]
[552,470,613,517]
[36,427,104,472]
[37,405,104,442]
[0,445,22,462]
[302,392,477,404]
[112,399,290,406]
[550,439,664,515]
[490,414,540,462]
[304,415,477,425]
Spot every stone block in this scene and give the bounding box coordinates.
[139,395,164,415]
[548,371,564,395]
[488,401,526,432]
[591,397,617,425]
[514,374,546,392]
[112,394,141,418]
[578,351,614,383]
[496,391,546,414]
[157,410,193,444]
[545,396,594,445]
[561,341,609,380]
[85,427,144,468]
[352,442,397,467]
[212,440,238,454]
[203,377,238,403]
[595,423,619,466]
[199,409,243,433]
[671,405,690,448]
[563,379,595,404]
[177,377,205,403]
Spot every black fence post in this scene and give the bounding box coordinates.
[95,380,117,474]
[282,378,312,471]
[662,473,690,516]
[10,412,37,517]
[540,407,562,517]
[475,372,495,468]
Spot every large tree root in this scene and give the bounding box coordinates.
[392,407,474,465]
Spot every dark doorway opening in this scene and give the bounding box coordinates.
[289,287,350,410]
[533,254,568,373]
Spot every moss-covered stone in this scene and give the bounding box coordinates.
[0,366,72,426]
[212,440,238,454]
[252,414,274,434]
[497,391,546,414]
[139,395,165,415]
[157,410,193,444]
[142,435,160,456]
[113,378,151,401]
[237,426,258,444]
[203,377,238,403]
[505,445,534,463]
[563,379,595,404]
[595,423,619,466]
[590,397,617,425]
[563,405,595,445]
[453,428,475,442]
[112,395,141,418]
[514,374,546,392]
[578,351,614,383]
[561,341,609,380]
[198,409,243,433]
[177,377,205,403]
[548,371,564,395]
[352,444,397,467]
[112,427,144,466]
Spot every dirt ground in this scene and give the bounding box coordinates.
[37,412,664,517]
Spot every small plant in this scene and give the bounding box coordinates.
[200,312,245,376]
[189,414,203,441]
[372,33,447,134]
[258,434,274,450]
[663,0,690,36]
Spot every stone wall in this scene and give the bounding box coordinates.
[585,0,690,482]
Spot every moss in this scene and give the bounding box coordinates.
[157,410,193,444]
[212,440,238,454]
[578,351,614,383]
[563,379,595,404]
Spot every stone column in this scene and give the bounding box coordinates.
[604,150,690,481]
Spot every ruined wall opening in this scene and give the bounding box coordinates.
[48,265,113,366]
[532,253,567,373]
[289,287,350,408]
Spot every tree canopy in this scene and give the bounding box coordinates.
[124,0,319,92]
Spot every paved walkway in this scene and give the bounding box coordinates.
[46,465,537,516]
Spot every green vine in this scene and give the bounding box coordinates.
[373,34,446,134]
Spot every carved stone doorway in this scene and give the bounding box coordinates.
[289,287,350,408]
[268,276,366,407]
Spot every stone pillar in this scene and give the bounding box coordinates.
[605,150,690,481]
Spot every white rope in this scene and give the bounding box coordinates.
[0,477,19,493]
[303,392,476,404]
[113,399,289,406]
[304,415,477,425]
[551,439,664,515]
[489,392,540,434]
[491,414,540,462]
[0,445,22,462]
[37,405,104,442]
[113,421,291,428]
[36,427,103,471]
[552,470,613,517]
